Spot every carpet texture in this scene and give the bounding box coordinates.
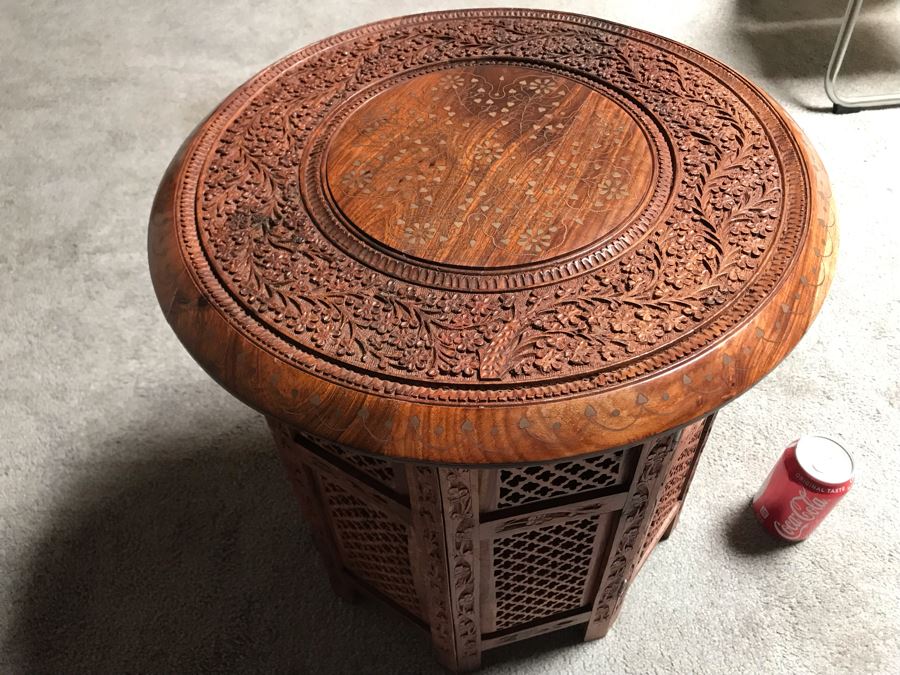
[1,1,899,672]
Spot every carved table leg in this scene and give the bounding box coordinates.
[660,413,716,542]
[268,419,358,602]
[584,435,677,640]
[659,510,681,542]
[408,466,482,671]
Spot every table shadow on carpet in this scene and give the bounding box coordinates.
[725,503,798,555]
[3,418,590,673]
[2,420,441,673]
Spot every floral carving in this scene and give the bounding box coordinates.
[526,77,557,95]
[591,436,672,627]
[597,171,629,200]
[192,11,800,396]
[516,225,558,253]
[472,139,504,164]
[408,467,454,657]
[440,468,480,661]
[402,221,436,244]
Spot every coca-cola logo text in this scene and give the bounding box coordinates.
[773,488,829,541]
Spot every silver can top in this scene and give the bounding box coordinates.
[795,436,854,485]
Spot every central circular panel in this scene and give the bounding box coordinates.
[325,63,655,268]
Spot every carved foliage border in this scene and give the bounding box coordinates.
[407,466,454,657]
[494,501,604,535]
[438,467,480,663]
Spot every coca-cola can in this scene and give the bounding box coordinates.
[752,436,853,542]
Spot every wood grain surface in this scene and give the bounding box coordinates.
[148,9,837,465]
[325,63,654,268]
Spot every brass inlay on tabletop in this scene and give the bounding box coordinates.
[326,64,654,268]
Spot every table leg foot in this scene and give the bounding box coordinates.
[660,509,682,541]
[409,465,482,672]
[433,650,482,673]
[326,570,360,603]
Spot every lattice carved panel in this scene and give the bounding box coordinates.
[496,449,625,509]
[640,420,706,557]
[297,430,398,489]
[492,517,599,631]
[318,474,421,618]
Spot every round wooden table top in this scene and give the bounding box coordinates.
[149,9,837,465]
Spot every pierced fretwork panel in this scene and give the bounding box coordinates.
[640,419,706,557]
[492,517,599,631]
[296,430,398,490]
[319,474,421,618]
[496,449,626,509]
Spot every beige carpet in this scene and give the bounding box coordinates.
[1,0,899,672]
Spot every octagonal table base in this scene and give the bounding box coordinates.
[268,414,716,671]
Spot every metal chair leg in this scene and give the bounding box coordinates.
[826,0,900,113]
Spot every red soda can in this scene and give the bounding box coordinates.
[752,436,853,541]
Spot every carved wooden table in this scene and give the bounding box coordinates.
[148,9,836,671]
